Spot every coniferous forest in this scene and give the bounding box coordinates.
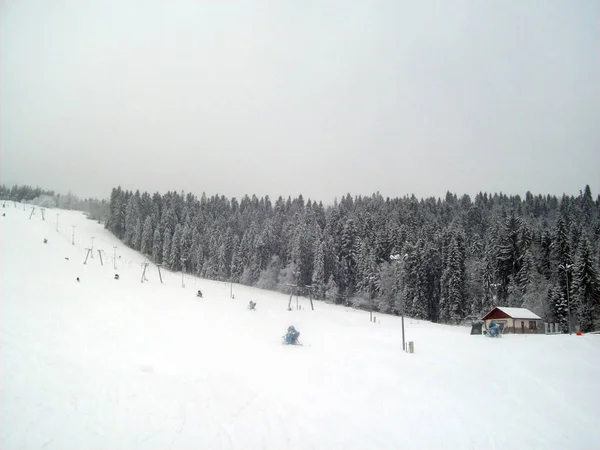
[98,185,600,331]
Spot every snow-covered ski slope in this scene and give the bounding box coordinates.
[1,204,599,449]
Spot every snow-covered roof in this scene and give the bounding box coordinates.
[489,307,542,320]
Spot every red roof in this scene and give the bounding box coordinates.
[482,307,541,321]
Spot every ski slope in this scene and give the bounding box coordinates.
[1,204,600,449]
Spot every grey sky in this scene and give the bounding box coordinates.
[1,0,599,202]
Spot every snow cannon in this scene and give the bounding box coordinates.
[283,326,300,345]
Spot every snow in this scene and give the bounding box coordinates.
[492,307,543,320]
[1,204,600,449]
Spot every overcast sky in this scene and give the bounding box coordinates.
[1,0,599,202]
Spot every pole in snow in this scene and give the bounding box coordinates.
[157,264,163,283]
[83,248,91,264]
[141,263,149,283]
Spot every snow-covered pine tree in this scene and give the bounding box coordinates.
[312,241,326,299]
[230,239,243,283]
[340,218,359,294]
[140,216,153,256]
[169,224,183,271]
[180,223,192,272]
[517,249,535,294]
[162,227,172,269]
[216,241,228,281]
[124,191,141,247]
[133,218,143,251]
[441,236,466,324]
[572,237,600,332]
[325,274,339,303]
[152,227,162,263]
[552,287,569,332]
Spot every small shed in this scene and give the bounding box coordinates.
[481,307,542,334]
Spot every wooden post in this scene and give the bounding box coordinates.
[98,250,104,266]
[29,207,35,219]
[83,248,91,264]
[41,208,45,221]
[157,264,163,283]
[408,341,414,353]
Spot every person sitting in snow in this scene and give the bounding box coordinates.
[284,325,300,344]
[197,289,203,298]
[248,300,256,310]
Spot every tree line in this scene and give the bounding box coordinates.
[1,184,109,222]
[103,185,600,331]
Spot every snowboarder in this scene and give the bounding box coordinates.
[197,289,203,298]
[284,325,300,344]
[248,300,256,310]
